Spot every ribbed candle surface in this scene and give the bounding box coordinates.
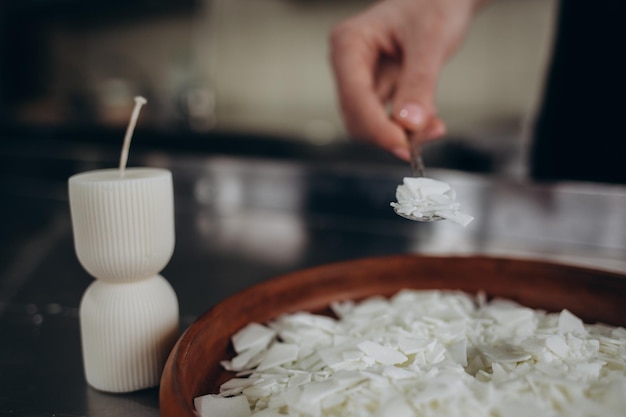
[80,275,179,392]
[69,168,175,283]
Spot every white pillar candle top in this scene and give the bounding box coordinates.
[69,167,175,283]
[70,167,170,184]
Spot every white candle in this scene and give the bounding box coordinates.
[69,168,179,393]
[68,97,179,393]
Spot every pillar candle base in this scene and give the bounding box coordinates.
[79,274,179,393]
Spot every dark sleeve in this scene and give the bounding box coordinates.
[530,0,626,184]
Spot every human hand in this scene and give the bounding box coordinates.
[329,0,486,161]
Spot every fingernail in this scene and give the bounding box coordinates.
[397,103,425,127]
[392,147,410,161]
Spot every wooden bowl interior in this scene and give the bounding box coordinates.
[160,255,626,417]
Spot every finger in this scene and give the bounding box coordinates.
[426,116,447,141]
[329,21,408,156]
[374,55,400,101]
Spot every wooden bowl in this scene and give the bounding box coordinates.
[160,255,626,417]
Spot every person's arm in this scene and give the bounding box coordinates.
[329,0,490,161]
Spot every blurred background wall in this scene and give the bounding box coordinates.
[1,0,557,174]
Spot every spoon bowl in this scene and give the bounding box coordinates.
[393,207,444,222]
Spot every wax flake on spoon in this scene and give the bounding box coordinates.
[390,177,474,226]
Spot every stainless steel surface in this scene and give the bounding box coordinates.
[1,137,625,417]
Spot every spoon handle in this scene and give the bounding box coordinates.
[408,131,427,178]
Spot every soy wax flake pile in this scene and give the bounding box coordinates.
[194,290,626,417]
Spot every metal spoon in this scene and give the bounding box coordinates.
[393,129,444,222]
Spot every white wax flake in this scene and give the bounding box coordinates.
[194,394,251,417]
[219,377,254,396]
[612,326,626,339]
[390,177,474,226]
[446,339,468,366]
[373,397,414,417]
[436,210,475,227]
[225,345,265,372]
[300,379,347,403]
[559,309,586,334]
[195,290,626,417]
[397,336,431,355]
[232,322,277,354]
[478,343,532,363]
[546,335,570,358]
[357,340,408,365]
[256,342,299,371]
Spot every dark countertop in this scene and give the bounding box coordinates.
[1,131,625,417]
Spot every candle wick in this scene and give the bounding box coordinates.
[119,96,148,178]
